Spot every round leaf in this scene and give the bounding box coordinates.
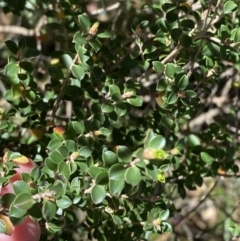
[60,54,73,69]
[95,171,109,185]
[153,61,164,73]
[124,167,141,186]
[102,151,118,166]
[12,193,34,210]
[224,1,238,13]
[117,146,132,163]
[72,65,85,80]
[42,201,57,221]
[91,185,106,204]
[109,163,126,180]
[78,14,91,29]
[109,179,124,196]
[12,181,31,195]
[148,135,166,149]
[56,195,72,209]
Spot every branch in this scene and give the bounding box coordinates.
[0,15,47,37]
[87,2,120,15]
[52,54,79,122]
[0,25,35,36]
[173,180,218,228]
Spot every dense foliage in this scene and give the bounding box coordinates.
[0,0,240,240]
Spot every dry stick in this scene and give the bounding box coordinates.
[0,15,47,37]
[52,54,78,122]
[173,179,218,228]
[88,2,120,15]
[0,25,35,36]
[161,0,224,66]
[198,200,240,239]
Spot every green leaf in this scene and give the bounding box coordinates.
[9,205,26,218]
[2,63,19,85]
[25,48,40,58]
[87,166,102,178]
[180,19,195,29]
[49,146,69,164]
[117,146,132,163]
[162,3,176,12]
[109,85,121,95]
[58,161,71,180]
[102,102,114,113]
[68,121,84,134]
[102,151,118,166]
[47,139,62,151]
[98,127,111,137]
[109,179,124,196]
[124,167,141,186]
[5,40,19,54]
[166,10,178,23]
[143,45,157,55]
[60,54,73,69]
[139,60,150,71]
[12,83,23,98]
[157,79,168,91]
[188,134,200,146]
[114,103,127,117]
[180,34,192,48]
[159,209,169,220]
[18,37,26,49]
[91,185,106,204]
[200,152,213,164]
[109,163,126,180]
[97,31,112,38]
[95,171,109,185]
[161,115,174,129]
[47,222,62,233]
[72,65,85,80]
[0,219,7,234]
[111,93,122,103]
[167,92,178,105]
[56,195,72,209]
[89,39,102,52]
[19,101,32,115]
[19,61,34,73]
[65,140,77,152]
[12,193,34,210]
[79,146,92,158]
[45,157,57,171]
[126,96,143,107]
[171,28,182,41]
[185,90,197,98]
[73,32,87,45]
[153,61,164,73]
[12,181,31,195]
[78,14,91,29]
[224,1,238,13]
[147,135,166,149]
[42,201,57,221]
[165,63,175,78]
[176,73,188,90]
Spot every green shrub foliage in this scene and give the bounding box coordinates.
[0,0,240,240]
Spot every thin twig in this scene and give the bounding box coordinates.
[52,54,78,122]
[0,15,47,37]
[173,179,218,227]
[88,2,120,15]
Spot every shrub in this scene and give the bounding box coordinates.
[0,0,240,240]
